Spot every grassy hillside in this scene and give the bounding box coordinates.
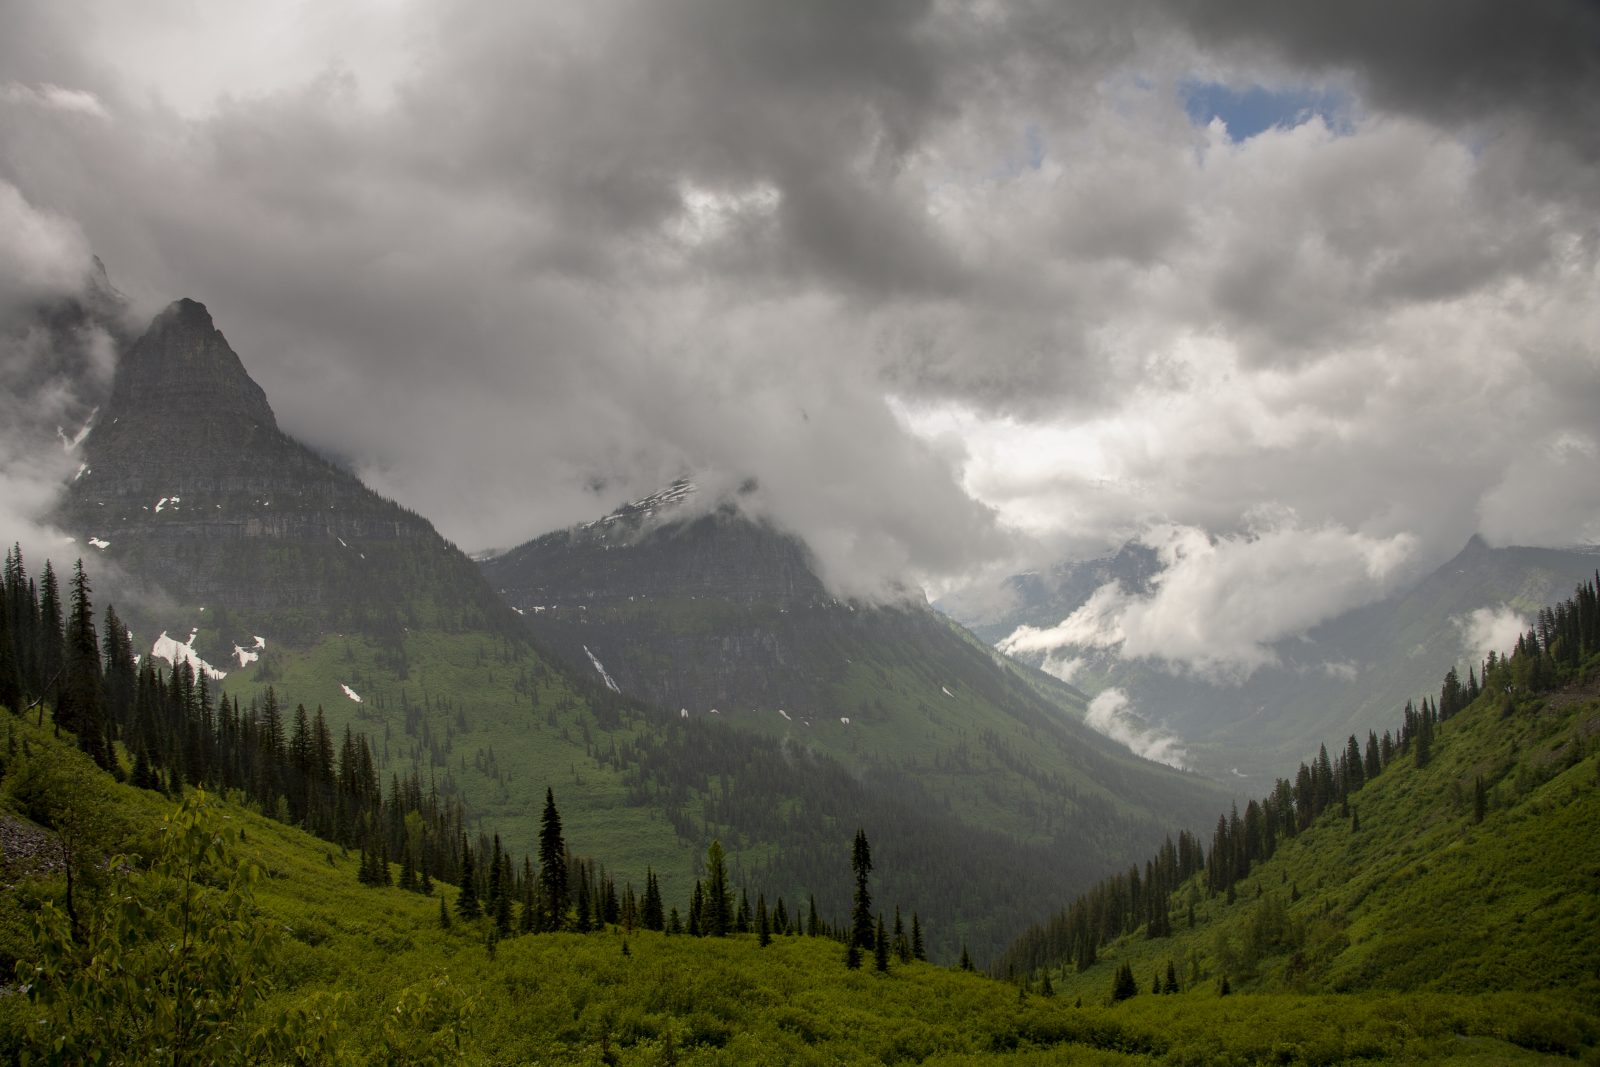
[1,713,1594,1065]
[218,619,1210,960]
[1010,659,1600,1021]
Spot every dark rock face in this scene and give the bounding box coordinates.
[106,299,275,428]
[56,300,515,646]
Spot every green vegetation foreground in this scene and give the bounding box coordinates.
[0,713,1594,1064]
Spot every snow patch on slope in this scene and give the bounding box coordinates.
[150,629,227,680]
[584,645,621,693]
[341,684,363,703]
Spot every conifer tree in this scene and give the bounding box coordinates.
[734,886,751,934]
[57,562,109,769]
[757,893,771,948]
[893,905,909,963]
[538,787,567,923]
[1473,775,1487,824]
[0,585,20,716]
[807,894,820,937]
[37,561,64,714]
[850,829,874,951]
[575,870,592,933]
[457,836,480,921]
[520,858,537,934]
[874,914,890,972]
[911,912,925,961]
[439,894,452,929]
[641,868,664,931]
[1164,959,1179,994]
[1110,961,1137,1002]
[704,840,732,937]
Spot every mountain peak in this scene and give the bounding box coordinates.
[106,299,276,428]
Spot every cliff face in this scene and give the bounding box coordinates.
[55,299,516,645]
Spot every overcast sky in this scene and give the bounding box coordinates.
[3,1,1598,664]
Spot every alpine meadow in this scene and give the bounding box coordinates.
[2,2,1599,1064]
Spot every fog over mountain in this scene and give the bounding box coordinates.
[3,0,1597,639]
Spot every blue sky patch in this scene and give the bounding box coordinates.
[1181,81,1351,142]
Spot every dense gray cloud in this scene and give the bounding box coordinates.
[0,0,1595,613]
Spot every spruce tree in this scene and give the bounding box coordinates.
[911,912,925,961]
[734,887,751,934]
[0,586,20,716]
[874,914,890,972]
[57,562,109,769]
[850,829,874,951]
[538,787,567,922]
[641,868,664,931]
[704,840,732,937]
[575,871,592,933]
[520,858,537,934]
[893,905,909,963]
[1110,962,1137,1002]
[757,893,771,947]
[439,894,452,929]
[1164,959,1179,994]
[456,836,481,921]
[1473,775,1487,824]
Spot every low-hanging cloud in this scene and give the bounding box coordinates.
[1083,687,1187,769]
[0,179,121,563]
[1001,518,1417,681]
[1453,605,1530,670]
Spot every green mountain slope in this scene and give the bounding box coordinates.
[1002,597,1600,1016]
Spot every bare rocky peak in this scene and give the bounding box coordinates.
[106,299,276,429]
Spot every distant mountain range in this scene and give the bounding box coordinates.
[945,535,1600,786]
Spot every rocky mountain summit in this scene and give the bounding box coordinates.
[55,299,517,649]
